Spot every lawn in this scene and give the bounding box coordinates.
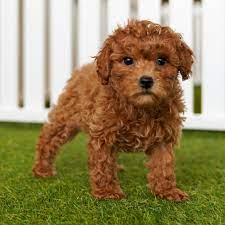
[0,123,225,225]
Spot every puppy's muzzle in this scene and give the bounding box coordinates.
[139,76,154,89]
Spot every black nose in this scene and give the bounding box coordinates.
[139,76,154,89]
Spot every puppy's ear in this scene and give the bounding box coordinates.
[95,38,113,85]
[177,40,194,80]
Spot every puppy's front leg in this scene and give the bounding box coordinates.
[146,144,188,201]
[88,138,125,200]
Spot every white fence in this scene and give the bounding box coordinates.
[0,0,225,131]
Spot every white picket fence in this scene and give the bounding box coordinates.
[0,0,225,131]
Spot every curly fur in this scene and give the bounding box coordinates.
[33,20,194,201]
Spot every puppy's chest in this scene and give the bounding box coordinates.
[115,119,159,152]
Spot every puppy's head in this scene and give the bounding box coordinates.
[95,20,194,107]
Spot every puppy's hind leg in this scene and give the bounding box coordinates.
[32,118,79,178]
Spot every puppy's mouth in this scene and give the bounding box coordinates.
[141,89,152,95]
[131,89,161,104]
[134,89,157,98]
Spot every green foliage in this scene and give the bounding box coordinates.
[194,85,201,113]
[0,123,225,225]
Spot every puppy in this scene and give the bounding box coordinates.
[33,20,194,201]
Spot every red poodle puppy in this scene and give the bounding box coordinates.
[33,20,194,201]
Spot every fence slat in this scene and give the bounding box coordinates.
[193,2,202,85]
[202,0,225,116]
[0,0,19,109]
[169,0,193,114]
[77,0,101,66]
[0,109,48,123]
[138,0,160,23]
[107,0,130,34]
[23,0,45,110]
[49,0,73,105]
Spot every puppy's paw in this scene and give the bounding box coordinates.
[32,162,56,178]
[92,190,126,200]
[116,164,125,172]
[156,188,189,202]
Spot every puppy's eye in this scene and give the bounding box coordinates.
[123,57,134,65]
[157,57,167,66]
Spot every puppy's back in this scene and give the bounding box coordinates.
[48,62,103,131]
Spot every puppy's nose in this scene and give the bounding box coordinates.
[139,76,154,89]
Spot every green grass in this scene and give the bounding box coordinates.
[0,123,225,225]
